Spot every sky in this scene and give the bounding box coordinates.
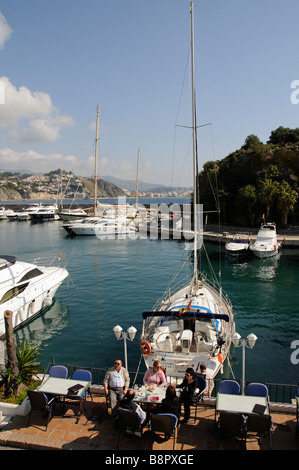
[0,0,299,187]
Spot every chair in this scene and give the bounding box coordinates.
[246,382,269,398]
[245,413,272,449]
[151,413,178,450]
[218,380,240,395]
[217,411,245,442]
[117,408,143,447]
[48,365,68,379]
[191,374,207,421]
[71,369,93,401]
[64,369,93,415]
[27,390,55,431]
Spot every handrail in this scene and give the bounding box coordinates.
[48,358,298,405]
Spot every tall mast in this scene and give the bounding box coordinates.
[190,2,198,283]
[136,148,140,208]
[94,105,100,214]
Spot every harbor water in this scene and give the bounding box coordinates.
[1,200,299,387]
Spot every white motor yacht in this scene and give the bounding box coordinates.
[30,204,59,220]
[0,207,17,220]
[62,216,138,237]
[249,222,280,258]
[0,255,68,337]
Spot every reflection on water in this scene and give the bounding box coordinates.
[228,253,281,281]
[14,300,69,347]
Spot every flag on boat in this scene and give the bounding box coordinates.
[179,300,192,316]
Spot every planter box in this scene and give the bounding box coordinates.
[0,397,30,417]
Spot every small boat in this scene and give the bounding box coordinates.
[0,207,17,220]
[62,216,138,237]
[139,3,236,384]
[249,222,280,258]
[225,236,250,257]
[0,254,68,337]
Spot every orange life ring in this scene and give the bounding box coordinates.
[140,341,151,355]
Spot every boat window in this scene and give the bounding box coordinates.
[0,282,29,304]
[18,268,44,283]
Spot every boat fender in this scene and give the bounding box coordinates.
[140,341,151,355]
[44,296,52,307]
[30,299,35,313]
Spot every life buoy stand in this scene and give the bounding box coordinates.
[140,341,151,355]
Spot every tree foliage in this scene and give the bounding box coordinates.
[199,127,299,227]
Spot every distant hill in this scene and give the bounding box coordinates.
[102,175,190,193]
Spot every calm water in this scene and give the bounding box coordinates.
[1,206,299,386]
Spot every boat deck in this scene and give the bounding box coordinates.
[0,395,298,451]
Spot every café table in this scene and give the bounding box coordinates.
[133,385,167,406]
[215,393,269,419]
[37,376,91,415]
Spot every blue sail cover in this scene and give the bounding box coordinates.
[142,310,230,322]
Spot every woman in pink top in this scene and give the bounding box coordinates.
[143,360,166,387]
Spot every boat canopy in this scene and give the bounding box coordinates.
[142,310,230,322]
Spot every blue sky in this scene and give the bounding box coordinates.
[0,0,299,187]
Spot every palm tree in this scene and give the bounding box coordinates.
[276,181,298,225]
[259,178,279,221]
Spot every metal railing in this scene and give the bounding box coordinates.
[48,359,298,406]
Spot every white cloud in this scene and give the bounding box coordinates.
[0,76,75,142]
[0,13,13,50]
[0,148,76,173]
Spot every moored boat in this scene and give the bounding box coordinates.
[249,222,280,258]
[139,2,236,385]
[225,236,250,257]
[0,254,68,337]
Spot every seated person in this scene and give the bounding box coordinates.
[155,384,180,419]
[143,360,166,387]
[176,367,199,424]
[118,389,148,436]
[103,358,130,421]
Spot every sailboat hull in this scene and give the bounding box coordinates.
[140,276,235,384]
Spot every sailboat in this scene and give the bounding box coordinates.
[62,106,139,236]
[139,2,236,385]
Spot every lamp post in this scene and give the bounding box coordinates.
[113,325,137,371]
[232,332,258,395]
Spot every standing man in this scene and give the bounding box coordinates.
[104,358,130,420]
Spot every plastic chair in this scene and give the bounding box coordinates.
[217,411,245,442]
[27,390,55,431]
[48,365,68,379]
[71,369,93,401]
[245,413,272,449]
[151,413,178,450]
[246,382,269,398]
[218,380,240,395]
[63,369,93,415]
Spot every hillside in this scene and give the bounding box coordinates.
[199,127,299,227]
[0,170,125,201]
